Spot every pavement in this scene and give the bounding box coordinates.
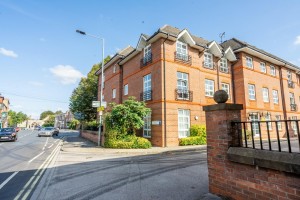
[53,134,222,200]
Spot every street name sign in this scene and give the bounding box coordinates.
[92,101,100,108]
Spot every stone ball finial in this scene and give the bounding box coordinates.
[214,90,228,104]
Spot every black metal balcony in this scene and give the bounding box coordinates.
[291,104,297,111]
[202,61,215,70]
[140,54,152,67]
[288,80,294,88]
[140,90,152,101]
[174,52,192,65]
[175,89,193,101]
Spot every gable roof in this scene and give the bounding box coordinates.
[221,38,299,70]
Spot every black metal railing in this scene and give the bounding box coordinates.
[202,61,215,70]
[174,52,192,65]
[291,104,297,111]
[288,80,295,88]
[231,120,300,153]
[140,54,152,67]
[140,90,152,101]
[175,89,193,101]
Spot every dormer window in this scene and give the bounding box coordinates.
[204,52,213,69]
[144,44,152,63]
[113,65,117,73]
[220,58,228,73]
[176,41,188,61]
[270,65,276,76]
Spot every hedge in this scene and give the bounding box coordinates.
[179,136,206,146]
[104,135,151,149]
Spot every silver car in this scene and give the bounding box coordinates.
[38,127,58,137]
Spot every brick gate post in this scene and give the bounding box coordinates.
[203,102,243,196]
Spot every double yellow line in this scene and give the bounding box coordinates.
[14,139,63,200]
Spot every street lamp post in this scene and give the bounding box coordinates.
[76,29,104,146]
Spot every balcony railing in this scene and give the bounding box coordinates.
[291,104,297,111]
[140,54,152,67]
[202,61,215,70]
[140,90,152,101]
[174,52,192,65]
[288,80,295,88]
[175,89,193,101]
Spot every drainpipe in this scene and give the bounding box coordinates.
[279,64,287,120]
[231,63,236,104]
[119,64,123,104]
[163,34,169,147]
[216,57,221,90]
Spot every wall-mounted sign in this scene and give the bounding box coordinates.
[92,101,100,108]
[152,121,161,125]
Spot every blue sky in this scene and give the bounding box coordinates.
[0,0,300,119]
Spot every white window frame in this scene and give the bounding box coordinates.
[248,84,256,100]
[178,109,190,138]
[143,113,151,138]
[246,57,253,69]
[112,88,116,99]
[287,70,292,81]
[204,52,213,69]
[290,92,295,104]
[143,74,152,101]
[249,113,260,136]
[260,62,266,73]
[177,72,189,100]
[265,113,272,130]
[205,79,214,97]
[124,84,128,95]
[113,65,117,73]
[262,88,269,102]
[220,58,228,73]
[275,115,282,130]
[272,90,279,104]
[270,65,276,76]
[221,83,230,99]
[144,44,152,63]
[176,41,188,61]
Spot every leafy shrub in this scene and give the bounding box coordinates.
[84,120,99,131]
[104,135,151,149]
[241,129,252,140]
[179,136,206,146]
[68,119,79,130]
[190,124,206,137]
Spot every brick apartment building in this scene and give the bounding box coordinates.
[0,95,10,128]
[96,25,300,147]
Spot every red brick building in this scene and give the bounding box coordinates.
[96,25,300,147]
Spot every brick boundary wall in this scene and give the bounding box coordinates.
[80,130,99,144]
[203,103,300,200]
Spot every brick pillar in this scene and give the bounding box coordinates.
[203,103,243,196]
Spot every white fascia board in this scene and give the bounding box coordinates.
[118,50,139,65]
[235,47,300,70]
[224,47,237,62]
[208,41,223,57]
[136,35,147,51]
[177,30,196,46]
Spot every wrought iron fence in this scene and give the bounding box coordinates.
[231,120,300,153]
[175,89,193,101]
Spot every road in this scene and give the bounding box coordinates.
[0,129,65,200]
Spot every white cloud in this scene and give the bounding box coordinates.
[49,65,84,85]
[0,47,18,58]
[294,35,300,45]
[29,81,44,87]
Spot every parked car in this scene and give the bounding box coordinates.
[38,127,58,137]
[34,126,41,131]
[0,128,18,142]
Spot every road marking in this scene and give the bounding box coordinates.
[0,171,18,190]
[14,141,62,200]
[48,144,54,149]
[42,138,49,151]
[28,151,45,163]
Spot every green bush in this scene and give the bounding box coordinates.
[104,135,152,149]
[179,136,206,146]
[190,124,206,137]
[84,120,99,131]
[241,129,252,140]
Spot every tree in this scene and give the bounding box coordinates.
[8,110,28,127]
[104,97,151,137]
[43,115,55,127]
[40,110,54,120]
[69,56,111,122]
